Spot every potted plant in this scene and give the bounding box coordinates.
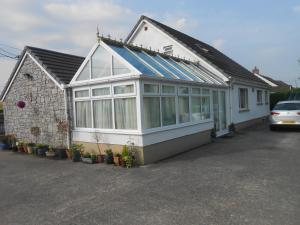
[55,120,68,159]
[113,153,122,166]
[94,132,105,163]
[45,147,56,158]
[121,145,129,167]
[36,144,49,157]
[26,143,35,154]
[81,152,97,164]
[71,144,83,162]
[16,141,25,153]
[122,144,137,168]
[104,149,113,164]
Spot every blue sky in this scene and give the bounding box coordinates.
[1,0,300,91]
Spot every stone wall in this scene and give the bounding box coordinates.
[3,55,68,147]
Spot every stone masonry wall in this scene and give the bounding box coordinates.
[3,55,68,147]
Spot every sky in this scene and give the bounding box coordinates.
[1,0,300,92]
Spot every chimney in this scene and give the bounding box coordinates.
[252,66,259,74]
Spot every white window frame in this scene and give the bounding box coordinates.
[239,88,249,111]
[256,90,263,105]
[112,82,136,97]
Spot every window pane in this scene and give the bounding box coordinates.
[162,85,175,94]
[92,87,110,96]
[93,100,112,129]
[134,51,175,79]
[265,91,269,104]
[192,88,201,95]
[143,97,161,129]
[239,89,248,109]
[201,96,211,119]
[75,101,91,128]
[91,46,111,79]
[76,61,90,81]
[153,56,190,80]
[202,89,210,95]
[114,98,137,129]
[114,84,134,95]
[112,56,130,75]
[257,90,262,104]
[179,87,189,95]
[75,90,89,98]
[161,97,176,126]
[109,45,157,77]
[144,84,159,93]
[178,96,190,123]
[191,96,201,121]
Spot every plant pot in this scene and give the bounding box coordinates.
[32,146,38,155]
[120,159,126,167]
[55,148,67,159]
[113,156,122,166]
[12,146,18,152]
[66,149,73,159]
[37,147,48,157]
[23,146,28,153]
[45,151,56,158]
[0,143,10,150]
[17,146,24,153]
[27,146,33,154]
[81,157,94,164]
[97,154,105,163]
[72,151,81,162]
[105,154,114,164]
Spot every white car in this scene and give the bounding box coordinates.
[269,100,300,130]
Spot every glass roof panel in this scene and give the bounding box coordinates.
[166,59,204,82]
[191,63,223,84]
[133,51,176,80]
[152,55,191,81]
[178,61,213,83]
[109,45,157,77]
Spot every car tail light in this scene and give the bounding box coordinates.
[271,112,280,115]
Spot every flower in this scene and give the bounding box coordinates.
[16,100,26,109]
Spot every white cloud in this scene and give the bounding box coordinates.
[212,38,225,50]
[163,13,199,32]
[293,5,300,12]
[44,1,133,22]
[0,59,16,93]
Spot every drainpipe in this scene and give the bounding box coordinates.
[63,85,71,149]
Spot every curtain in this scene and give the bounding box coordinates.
[114,98,137,129]
[161,97,176,126]
[75,101,91,128]
[178,96,190,123]
[93,100,112,129]
[143,97,161,128]
[191,96,201,121]
[114,85,134,95]
[201,96,210,119]
[75,90,89,98]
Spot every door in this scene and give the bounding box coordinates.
[212,90,228,136]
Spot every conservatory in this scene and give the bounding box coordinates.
[69,38,228,164]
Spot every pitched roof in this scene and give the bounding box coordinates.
[1,46,84,100]
[127,15,266,85]
[260,75,291,92]
[26,46,85,84]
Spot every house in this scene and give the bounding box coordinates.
[1,16,270,164]
[252,66,292,93]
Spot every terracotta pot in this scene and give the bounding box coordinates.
[27,146,33,154]
[97,154,105,163]
[66,149,73,159]
[113,156,122,166]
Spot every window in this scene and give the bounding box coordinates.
[178,96,190,123]
[144,84,159,94]
[112,56,130,75]
[75,90,89,98]
[93,100,112,129]
[191,96,201,121]
[162,85,175,94]
[192,87,201,95]
[114,98,137,129]
[143,97,161,129]
[76,61,90,81]
[265,91,269,104]
[239,88,248,110]
[257,90,263,105]
[161,97,176,126]
[114,84,134,95]
[178,87,189,95]
[91,46,111,79]
[75,101,92,128]
[92,87,110,97]
[201,94,210,120]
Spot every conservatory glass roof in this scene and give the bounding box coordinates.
[103,39,225,85]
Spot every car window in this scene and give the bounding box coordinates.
[274,103,300,110]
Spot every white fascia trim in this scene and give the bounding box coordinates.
[1,52,63,101]
[254,73,277,87]
[28,53,63,90]
[233,78,270,90]
[70,43,99,84]
[128,19,229,82]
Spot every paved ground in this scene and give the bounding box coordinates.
[0,124,299,225]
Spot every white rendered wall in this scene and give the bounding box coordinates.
[231,84,269,124]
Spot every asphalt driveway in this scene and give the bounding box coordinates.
[0,124,299,225]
